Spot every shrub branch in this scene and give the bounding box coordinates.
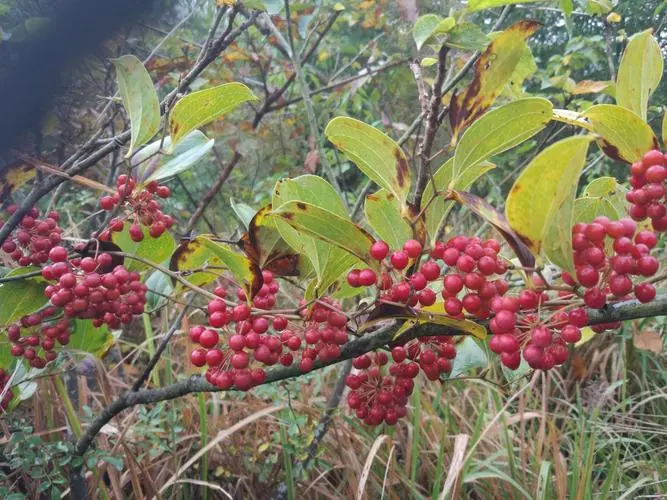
[74,293,667,458]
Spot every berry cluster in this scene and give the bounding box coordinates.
[7,308,70,368]
[436,236,508,319]
[98,175,174,242]
[488,293,589,370]
[42,247,147,328]
[345,352,419,426]
[626,150,667,231]
[564,216,658,308]
[0,206,62,266]
[347,239,440,307]
[189,275,349,390]
[398,336,457,380]
[0,369,13,410]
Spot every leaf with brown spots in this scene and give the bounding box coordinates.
[199,235,262,297]
[505,136,593,275]
[325,117,411,210]
[451,190,535,267]
[449,20,541,144]
[272,201,378,268]
[582,104,659,164]
[170,236,225,289]
[240,204,302,277]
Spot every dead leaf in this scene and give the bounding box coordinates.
[304,149,319,174]
[633,329,663,354]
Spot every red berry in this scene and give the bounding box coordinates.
[584,288,606,309]
[358,269,377,287]
[347,270,361,287]
[48,246,68,262]
[100,196,116,210]
[420,260,440,281]
[418,289,436,306]
[129,224,144,242]
[560,325,581,344]
[199,329,219,349]
[370,241,389,260]
[642,149,664,167]
[190,348,207,367]
[634,282,656,303]
[443,274,464,294]
[390,251,409,270]
[403,239,422,258]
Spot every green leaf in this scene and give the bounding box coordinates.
[582,176,628,216]
[170,238,225,288]
[663,107,667,148]
[449,20,541,144]
[67,320,114,358]
[145,270,173,310]
[583,104,659,163]
[412,15,455,51]
[423,159,495,244]
[586,0,613,15]
[272,175,348,279]
[615,29,663,121]
[111,226,176,273]
[505,136,594,274]
[450,337,488,377]
[573,197,619,224]
[112,55,161,157]
[198,236,262,297]
[421,57,438,68]
[169,82,257,148]
[560,0,574,16]
[444,23,489,51]
[142,131,214,183]
[453,97,553,182]
[0,268,47,327]
[272,201,377,267]
[504,42,537,97]
[364,189,412,251]
[467,0,540,12]
[325,117,411,209]
[230,199,257,230]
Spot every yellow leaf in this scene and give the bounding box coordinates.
[616,29,662,121]
[570,79,613,95]
[506,136,593,274]
[392,301,487,340]
[576,327,596,347]
[583,104,659,163]
[606,12,621,23]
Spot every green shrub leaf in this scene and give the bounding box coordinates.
[453,97,552,181]
[169,82,257,148]
[325,117,411,209]
[112,55,161,157]
[0,268,47,327]
[615,29,662,120]
[506,136,593,274]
